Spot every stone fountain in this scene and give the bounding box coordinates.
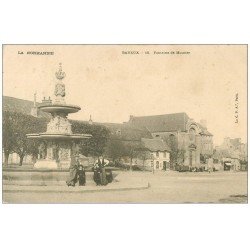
[27,63,92,169]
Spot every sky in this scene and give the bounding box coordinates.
[3,45,247,145]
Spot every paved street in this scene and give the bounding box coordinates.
[3,171,247,203]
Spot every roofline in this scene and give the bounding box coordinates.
[138,147,171,152]
[130,112,189,119]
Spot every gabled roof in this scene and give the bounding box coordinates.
[141,138,170,152]
[128,112,189,132]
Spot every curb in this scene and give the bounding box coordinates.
[3,183,150,194]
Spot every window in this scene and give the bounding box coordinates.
[163,151,167,158]
[169,134,176,144]
[155,134,160,138]
[156,151,159,158]
[116,129,122,136]
[189,128,196,141]
[156,161,159,169]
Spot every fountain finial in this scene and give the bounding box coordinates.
[55,63,66,80]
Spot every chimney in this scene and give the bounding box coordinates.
[200,119,207,129]
[42,96,52,105]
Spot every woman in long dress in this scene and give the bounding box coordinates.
[78,165,86,186]
[66,164,78,186]
[100,157,108,186]
[66,156,80,186]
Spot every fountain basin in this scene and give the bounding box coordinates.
[39,104,81,114]
[27,133,92,140]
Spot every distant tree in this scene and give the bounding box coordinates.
[104,138,127,162]
[3,112,47,166]
[175,149,185,165]
[123,141,141,170]
[164,134,185,169]
[137,150,151,168]
[14,113,47,165]
[3,111,16,167]
[71,121,110,157]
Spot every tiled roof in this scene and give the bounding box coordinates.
[3,96,50,118]
[101,123,153,141]
[129,112,189,132]
[141,138,170,152]
[129,112,213,136]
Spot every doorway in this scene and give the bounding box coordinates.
[163,161,167,170]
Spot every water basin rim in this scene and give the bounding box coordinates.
[26,133,92,139]
[39,104,81,109]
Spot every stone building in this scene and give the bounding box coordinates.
[3,95,51,119]
[133,138,170,171]
[220,137,247,161]
[214,137,247,170]
[128,112,213,169]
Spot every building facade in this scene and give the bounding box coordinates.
[128,113,213,169]
[133,138,171,171]
[214,137,248,170]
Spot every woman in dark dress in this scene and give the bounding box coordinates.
[66,164,79,187]
[93,164,101,186]
[78,165,86,186]
[100,165,107,186]
[106,169,113,183]
[66,156,82,187]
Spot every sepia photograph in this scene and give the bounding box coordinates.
[2,44,248,203]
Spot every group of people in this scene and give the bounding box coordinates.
[92,158,113,186]
[66,156,113,187]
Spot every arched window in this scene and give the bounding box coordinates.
[169,134,175,142]
[189,127,196,141]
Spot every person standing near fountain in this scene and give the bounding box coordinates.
[66,161,78,187]
[66,155,84,187]
[78,163,86,186]
[93,159,102,186]
[100,157,107,186]
[93,157,109,186]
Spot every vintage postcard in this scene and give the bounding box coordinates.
[2,44,247,203]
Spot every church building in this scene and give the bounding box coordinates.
[128,112,213,170]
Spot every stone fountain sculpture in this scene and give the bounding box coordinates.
[27,63,92,169]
